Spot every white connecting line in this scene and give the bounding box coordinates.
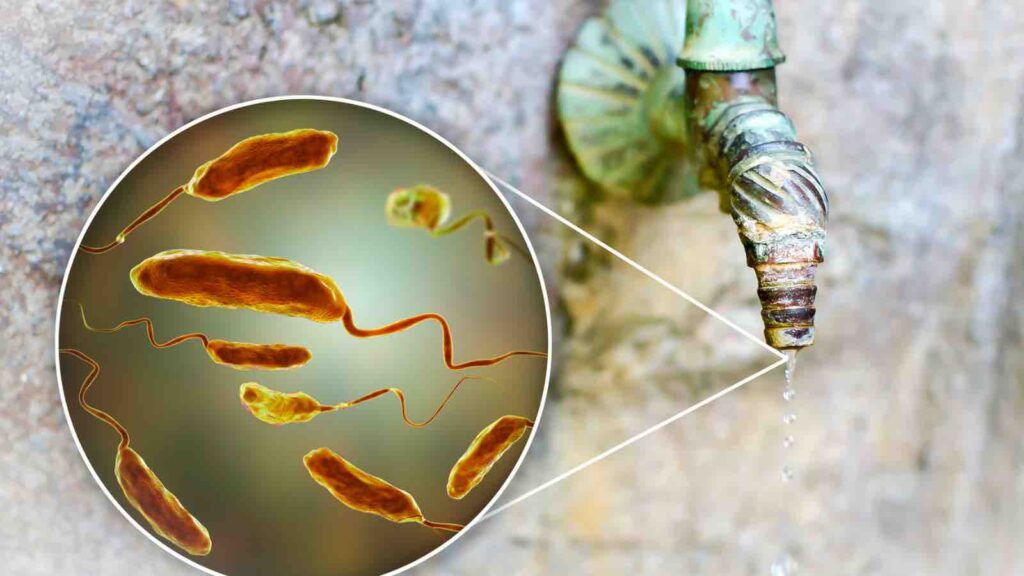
[485,171,785,360]
[475,170,787,524]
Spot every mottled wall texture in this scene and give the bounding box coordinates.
[1,1,1022,575]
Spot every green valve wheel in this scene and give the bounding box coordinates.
[557,0,691,204]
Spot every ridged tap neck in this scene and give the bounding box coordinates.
[677,0,786,72]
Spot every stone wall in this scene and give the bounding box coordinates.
[1,1,1022,574]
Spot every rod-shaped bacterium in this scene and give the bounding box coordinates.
[131,250,345,321]
[60,348,212,556]
[385,185,530,265]
[130,249,547,370]
[205,340,311,371]
[304,447,463,533]
[185,129,338,201]
[240,383,325,425]
[71,301,311,371]
[239,376,491,427]
[116,446,213,556]
[447,415,533,499]
[80,129,338,254]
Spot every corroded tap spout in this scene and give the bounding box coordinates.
[718,97,827,348]
[678,0,828,350]
[686,71,828,349]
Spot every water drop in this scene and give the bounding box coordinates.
[770,554,798,576]
[783,349,798,384]
[775,351,801,576]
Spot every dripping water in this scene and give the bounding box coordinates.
[781,349,798,483]
[771,349,800,575]
[771,555,799,576]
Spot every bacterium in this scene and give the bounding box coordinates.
[80,129,338,254]
[70,301,311,371]
[304,447,463,533]
[60,348,212,556]
[239,376,492,428]
[385,185,529,266]
[447,415,533,499]
[129,249,547,370]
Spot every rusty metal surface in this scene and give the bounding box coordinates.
[686,69,828,349]
[558,0,827,350]
[677,0,786,71]
[679,2,825,350]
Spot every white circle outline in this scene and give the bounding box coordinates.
[53,95,553,576]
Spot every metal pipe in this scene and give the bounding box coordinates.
[679,0,829,350]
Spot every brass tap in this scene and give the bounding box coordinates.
[680,1,829,350]
[556,0,828,350]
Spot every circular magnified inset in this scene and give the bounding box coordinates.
[55,97,551,576]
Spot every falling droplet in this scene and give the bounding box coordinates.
[783,349,798,384]
[770,554,799,576]
[781,466,795,482]
[775,351,801,575]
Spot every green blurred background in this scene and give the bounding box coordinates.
[57,99,550,576]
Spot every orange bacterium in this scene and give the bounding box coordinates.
[71,301,311,371]
[385,185,530,265]
[447,415,533,500]
[239,376,492,427]
[80,129,338,254]
[304,447,464,533]
[60,348,212,556]
[130,249,547,370]
[205,340,311,371]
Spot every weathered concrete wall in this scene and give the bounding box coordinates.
[2,1,1022,575]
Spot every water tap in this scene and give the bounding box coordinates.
[679,0,829,349]
[557,0,828,350]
